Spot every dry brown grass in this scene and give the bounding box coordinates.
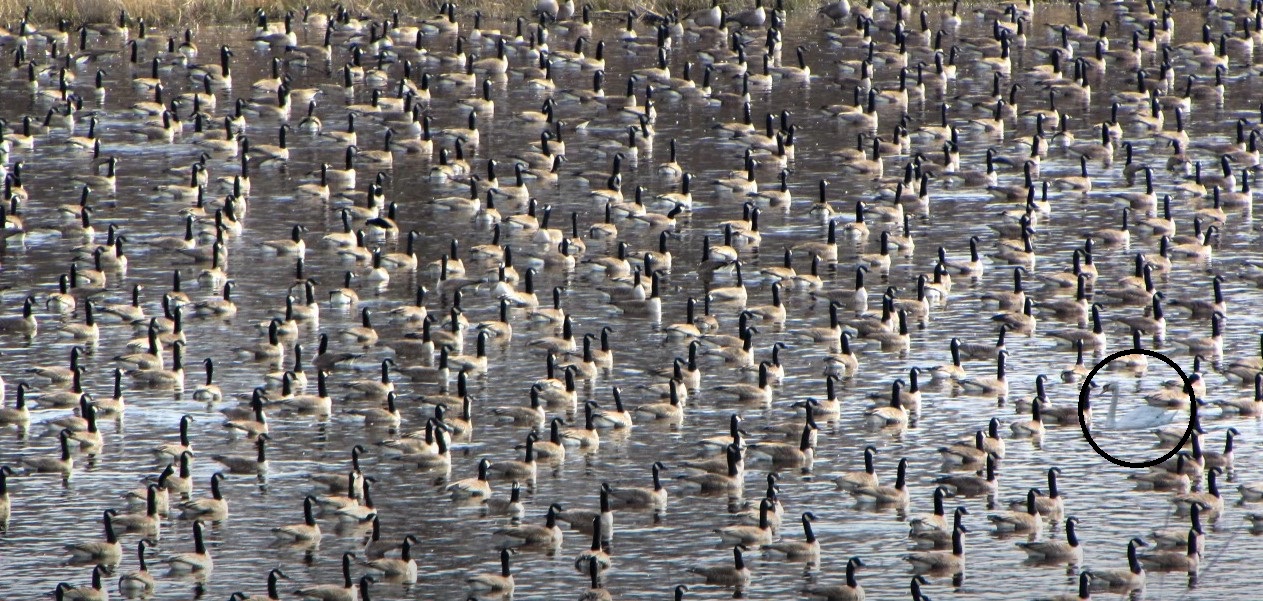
[0,0,828,28]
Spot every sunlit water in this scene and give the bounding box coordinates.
[0,3,1261,601]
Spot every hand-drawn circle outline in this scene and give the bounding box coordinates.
[1078,348,1195,469]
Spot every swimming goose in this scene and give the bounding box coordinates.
[574,514,612,572]
[715,497,775,547]
[1217,373,1263,415]
[1138,529,1200,573]
[1047,304,1107,351]
[231,567,290,601]
[1017,516,1082,564]
[1167,275,1227,319]
[222,389,268,437]
[679,444,743,492]
[905,524,966,573]
[864,381,910,428]
[112,480,163,536]
[466,548,515,593]
[688,545,750,587]
[1087,537,1146,593]
[272,495,322,543]
[30,346,90,389]
[0,295,37,336]
[488,432,538,481]
[1172,467,1224,520]
[123,469,171,523]
[56,565,109,601]
[853,456,908,507]
[446,457,493,500]
[65,509,122,565]
[158,451,194,499]
[17,428,73,476]
[959,350,1009,398]
[761,507,819,558]
[211,434,268,475]
[1152,500,1207,556]
[712,361,773,404]
[1132,452,1193,492]
[295,552,358,601]
[362,535,419,583]
[832,445,881,493]
[940,430,991,466]
[607,461,668,511]
[348,392,401,430]
[176,472,228,522]
[0,381,29,431]
[906,486,955,537]
[117,539,157,597]
[492,502,563,550]
[988,488,1042,534]
[166,520,213,573]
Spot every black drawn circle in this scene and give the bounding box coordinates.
[1078,348,1195,469]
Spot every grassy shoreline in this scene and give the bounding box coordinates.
[0,0,829,29]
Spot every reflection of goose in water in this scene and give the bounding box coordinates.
[1102,381,1186,430]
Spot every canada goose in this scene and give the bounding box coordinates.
[295,552,358,600]
[467,548,515,593]
[1132,452,1193,492]
[1167,275,1227,319]
[829,445,880,494]
[1017,516,1083,564]
[0,295,37,336]
[111,479,163,536]
[989,488,1042,534]
[55,564,110,601]
[222,389,268,437]
[17,428,74,476]
[166,520,213,573]
[448,458,493,499]
[0,381,30,431]
[117,539,157,596]
[799,557,867,601]
[211,432,268,476]
[607,461,668,511]
[940,430,991,466]
[64,508,122,565]
[714,497,775,547]
[959,350,1009,398]
[1172,467,1225,520]
[712,361,774,404]
[748,421,815,469]
[679,444,743,492]
[361,534,418,583]
[1170,313,1224,359]
[272,495,321,543]
[230,567,290,601]
[688,545,751,588]
[176,472,228,522]
[933,451,996,498]
[904,524,966,573]
[1138,529,1200,573]
[1082,537,1147,593]
[349,391,402,430]
[1217,373,1263,416]
[487,432,538,481]
[902,484,952,536]
[34,365,90,409]
[853,456,908,507]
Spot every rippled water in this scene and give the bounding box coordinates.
[0,3,1262,601]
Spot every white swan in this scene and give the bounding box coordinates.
[1102,381,1183,430]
